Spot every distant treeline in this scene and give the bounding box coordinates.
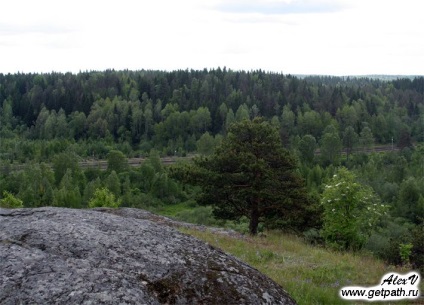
[0,70,422,157]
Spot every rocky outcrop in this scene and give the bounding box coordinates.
[0,207,297,304]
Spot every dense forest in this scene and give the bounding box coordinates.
[0,69,423,270]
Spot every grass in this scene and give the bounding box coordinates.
[180,228,422,305]
[154,201,196,217]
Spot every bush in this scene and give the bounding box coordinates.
[410,224,424,272]
[122,190,163,210]
[303,228,324,246]
[88,187,121,208]
[364,219,420,269]
[321,167,387,251]
[222,216,251,234]
[107,150,128,173]
[399,243,413,266]
[0,191,23,208]
[175,206,217,226]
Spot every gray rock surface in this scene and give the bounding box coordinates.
[0,207,297,305]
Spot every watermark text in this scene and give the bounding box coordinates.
[340,272,421,301]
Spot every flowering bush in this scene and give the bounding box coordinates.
[321,167,387,251]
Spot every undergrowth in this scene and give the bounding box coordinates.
[180,228,422,305]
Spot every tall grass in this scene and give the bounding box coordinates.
[180,228,421,305]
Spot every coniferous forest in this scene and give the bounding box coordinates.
[0,69,423,270]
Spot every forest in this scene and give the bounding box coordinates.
[0,69,423,271]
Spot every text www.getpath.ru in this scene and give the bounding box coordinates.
[339,271,421,301]
[340,287,419,300]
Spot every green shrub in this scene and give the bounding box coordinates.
[0,191,23,208]
[303,228,324,246]
[321,167,387,251]
[222,216,251,234]
[410,225,424,273]
[175,206,217,226]
[364,219,424,271]
[399,243,413,266]
[88,187,121,208]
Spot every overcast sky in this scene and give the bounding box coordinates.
[1,0,423,76]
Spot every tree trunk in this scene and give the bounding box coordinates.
[249,202,259,235]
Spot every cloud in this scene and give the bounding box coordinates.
[214,0,348,15]
[0,22,76,36]
[0,0,422,75]
[221,13,299,25]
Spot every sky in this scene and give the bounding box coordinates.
[1,0,423,76]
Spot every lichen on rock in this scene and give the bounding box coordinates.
[0,207,297,304]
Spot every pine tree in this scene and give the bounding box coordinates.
[171,118,317,235]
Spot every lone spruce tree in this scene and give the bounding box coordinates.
[173,118,315,235]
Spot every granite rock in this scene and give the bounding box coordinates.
[0,207,296,304]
